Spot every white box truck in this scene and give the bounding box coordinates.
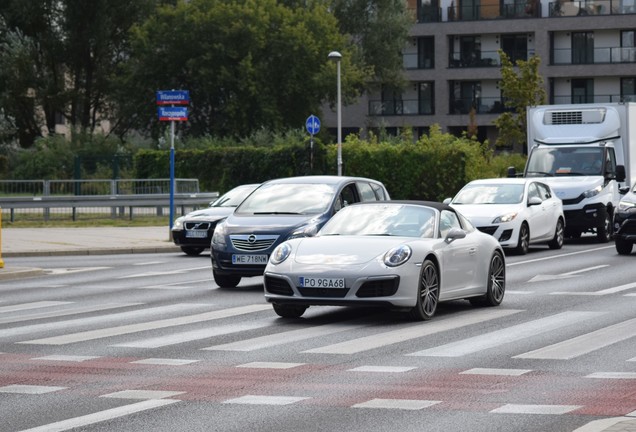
[508,102,636,242]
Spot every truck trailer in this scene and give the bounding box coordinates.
[509,103,636,242]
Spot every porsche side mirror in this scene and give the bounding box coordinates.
[445,227,466,243]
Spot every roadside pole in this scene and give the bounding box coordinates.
[157,90,189,240]
[0,207,4,268]
[305,115,321,171]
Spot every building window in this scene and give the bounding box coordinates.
[450,81,481,114]
[621,77,636,102]
[418,0,440,22]
[621,30,636,63]
[418,37,435,69]
[501,34,528,62]
[572,31,594,64]
[571,79,594,103]
[418,82,434,114]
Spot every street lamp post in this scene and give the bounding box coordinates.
[328,51,342,176]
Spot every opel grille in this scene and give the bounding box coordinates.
[231,234,279,251]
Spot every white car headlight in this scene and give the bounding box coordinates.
[492,212,518,224]
[618,200,636,212]
[287,224,319,240]
[383,245,412,267]
[270,243,292,264]
[172,216,185,230]
[583,185,602,198]
[211,221,227,246]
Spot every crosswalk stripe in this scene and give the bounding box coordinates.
[0,303,142,325]
[303,308,522,355]
[17,399,178,432]
[490,404,581,415]
[352,399,441,410]
[113,320,271,348]
[19,304,271,345]
[409,311,602,357]
[514,317,636,360]
[204,320,369,352]
[0,304,211,339]
[0,301,72,313]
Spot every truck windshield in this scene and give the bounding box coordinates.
[526,147,604,177]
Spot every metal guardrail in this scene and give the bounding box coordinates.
[0,178,201,196]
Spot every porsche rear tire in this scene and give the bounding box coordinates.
[470,250,505,307]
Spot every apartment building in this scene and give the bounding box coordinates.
[321,0,636,145]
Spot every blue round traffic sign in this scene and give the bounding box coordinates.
[306,115,321,135]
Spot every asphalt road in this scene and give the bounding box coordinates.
[0,237,635,432]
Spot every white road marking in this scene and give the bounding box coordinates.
[410,311,602,357]
[17,400,178,432]
[352,399,441,410]
[32,355,100,362]
[514,317,636,360]
[223,395,310,405]
[552,281,636,296]
[349,366,416,373]
[585,372,636,379]
[490,404,581,415]
[460,368,532,376]
[0,303,142,325]
[506,291,534,295]
[236,362,305,369]
[20,304,270,345]
[114,320,270,348]
[304,308,522,355]
[0,301,72,313]
[45,267,109,275]
[130,358,199,366]
[118,266,209,279]
[529,265,609,283]
[0,384,66,394]
[101,390,185,400]
[507,245,614,267]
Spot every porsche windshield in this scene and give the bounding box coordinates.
[235,183,335,215]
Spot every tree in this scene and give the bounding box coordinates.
[115,0,372,139]
[493,50,546,154]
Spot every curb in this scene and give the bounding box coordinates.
[2,246,181,258]
[0,267,47,281]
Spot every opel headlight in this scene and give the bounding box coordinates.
[211,221,227,246]
[173,216,185,230]
[492,212,518,224]
[583,185,602,198]
[270,243,292,264]
[287,224,320,240]
[383,245,412,267]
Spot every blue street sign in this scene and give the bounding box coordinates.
[158,106,188,121]
[306,115,321,135]
[156,90,190,105]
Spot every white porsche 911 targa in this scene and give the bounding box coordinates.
[263,201,506,321]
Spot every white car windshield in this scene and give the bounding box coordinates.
[453,184,524,205]
[320,204,436,238]
[236,183,335,215]
[210,185,257,208]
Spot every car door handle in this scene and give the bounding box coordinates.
[469,247,476,255]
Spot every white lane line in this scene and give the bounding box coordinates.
[0,303,142,325]
[131,358,199,366]
[349,366,416,373]
[32,355,100,362]
[223,395,310,405]
[490,404,581,415]
[460,368,532,376]
[304,308,522,355]
[114,320,271,348]
[19,304,270,345]
[562,264,609,275]
[507,245,614,266]
[17,399,178,432]
[204,320,368,352]
[118,266,210,279]
[514,317,636,360]
[0,301,72,313]
[0,303,211,339]
[352,399,441,410]
[236,362,305,369]
[101,390,185,400]
[552,281,636,296]
[506,291,534,295]
[585,372,636,379]
[0,384,66,394]
[409,311,602,357]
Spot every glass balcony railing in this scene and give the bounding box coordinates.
[552,47,636,65]
[447,2,541,21]
[368,100,434,116]
[403,53,435,70]
[551,94,636,104]
[548,0,636,16]
[449,97,513,114]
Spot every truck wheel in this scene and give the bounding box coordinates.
[596,210,612,243]
[615,238,633,255]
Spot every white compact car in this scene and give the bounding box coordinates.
[447,178,565,255]
[264,201,505,321]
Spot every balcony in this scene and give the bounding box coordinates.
[447,2,541,21]
[403,53,434,70]
[551,94,636,103]
[549,0,636,16]
[552,47,636,65]
[449,50,503,68]
[449,97,512,114]
[368,99,434,116]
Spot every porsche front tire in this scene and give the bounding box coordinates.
[409,259,439,321]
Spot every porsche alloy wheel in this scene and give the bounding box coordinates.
[409,259,439,321]
[273,303,308,318]
[471,251,506,307]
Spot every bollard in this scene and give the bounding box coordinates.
[0,206,4,268]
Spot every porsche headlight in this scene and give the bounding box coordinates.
[492,212,518,224]
[172,216,185,230]
[618,200,636,212]
[287,223,319,240]
[270,243,292,264]
[383,245,412,267]
[211,221,227,246]
[583,185,602,198]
